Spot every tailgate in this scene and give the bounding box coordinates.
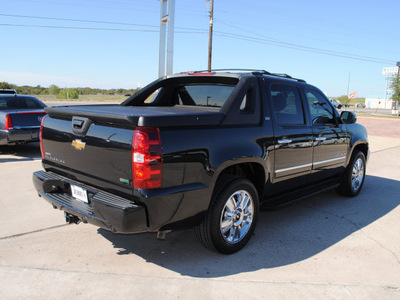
[41,104,224,196]
[41,114,134,196]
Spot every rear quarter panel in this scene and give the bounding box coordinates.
[150,124,274,230]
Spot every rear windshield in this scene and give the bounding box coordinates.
[0,96,46,110]
[168,84,235,107]
[124,77,238,108]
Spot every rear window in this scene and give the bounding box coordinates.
[0,97,46,110]
[124,77,238,108]
[176,85,235,107]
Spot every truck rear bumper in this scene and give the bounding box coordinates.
[33,170,148,234]
[0,128,40,145]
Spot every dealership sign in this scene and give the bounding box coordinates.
[382,67,399,75]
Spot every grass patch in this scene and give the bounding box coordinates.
[37,95,127,102]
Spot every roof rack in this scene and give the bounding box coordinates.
[189,69,306,83]
[267,73,307,83]
[0,88,18,95]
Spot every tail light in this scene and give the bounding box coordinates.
[132,127,163,189]
[5,114,13,130]
[40,115,47,159]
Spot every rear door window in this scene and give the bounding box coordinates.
[270,84,305,126]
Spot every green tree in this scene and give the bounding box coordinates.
[390,74,400,104]
[48,84,60,95]
[56,88,79,99]
[0,82,12,89]
[68,89,79,99]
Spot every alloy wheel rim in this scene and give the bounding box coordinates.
[220,190,254,244]
[351,157,364,192]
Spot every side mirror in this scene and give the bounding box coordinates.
[341,111,357,124]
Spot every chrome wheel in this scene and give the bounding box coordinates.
[220,190,254,244]
[351,157,364,192]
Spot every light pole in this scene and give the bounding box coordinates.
[207,0,214,72]
[396,62,400,115]
[158,0,175,78]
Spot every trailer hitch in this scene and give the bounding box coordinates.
[64,212,81,225]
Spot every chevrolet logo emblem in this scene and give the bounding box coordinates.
[71,139,86,150]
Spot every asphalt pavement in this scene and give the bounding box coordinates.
[0,117,399,299]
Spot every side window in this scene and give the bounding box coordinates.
[305,89,335,125]
[240,85,255,112]
[144,88,162,104]
[0,99,6,109]
[270,84,305,126]
[25,98,43,108]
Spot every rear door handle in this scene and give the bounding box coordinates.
[278,139,292,144]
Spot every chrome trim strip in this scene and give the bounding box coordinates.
[315,137,326,141]
[278,139,292,144]
[12,126,40,129]
[275,163,312,174]
[313,156,346,166]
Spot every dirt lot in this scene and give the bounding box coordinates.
[0,116,399,299]
[358,116,400,138]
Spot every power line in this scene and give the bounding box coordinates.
[0,15,393,65]
[8,0,156,12]
[0,23,203,34]
[215,31,393,65]
[215,20,394,65]
[0,13,207,33]
[0,13,159,28]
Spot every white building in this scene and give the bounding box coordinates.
[365,98,397,109]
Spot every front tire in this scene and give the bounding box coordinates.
[195,177,259,254]
[337,151,366,197]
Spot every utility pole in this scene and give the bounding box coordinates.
[346,72,351,97]
[207,0,214,72]
[396,61,400,115]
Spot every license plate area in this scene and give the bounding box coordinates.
[70,184,88,203]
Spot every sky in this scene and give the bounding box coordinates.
[0,0,399,98]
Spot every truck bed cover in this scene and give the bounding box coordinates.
[45,105,224,127]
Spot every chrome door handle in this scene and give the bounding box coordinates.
[278,139,292,144]
[315,137,326,142]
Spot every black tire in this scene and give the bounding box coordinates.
[195,177,259,254]
[337,151,366,197]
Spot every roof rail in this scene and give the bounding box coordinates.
[188,69,306,83]
[189,69,271,74]
[268,73,307,83]
[0,88,18,95]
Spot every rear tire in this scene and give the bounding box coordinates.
[337,151,366,197]
[195,177,259,254]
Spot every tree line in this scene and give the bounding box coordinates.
[0,82,140,99]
